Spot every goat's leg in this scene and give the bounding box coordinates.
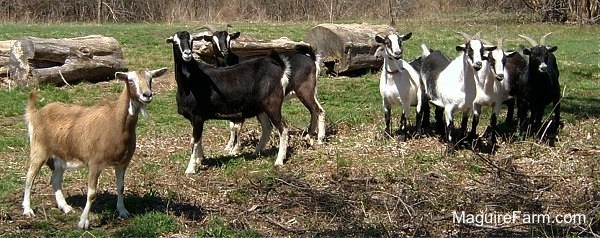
[548,101,561,146]
[468,105,481,141]
[443,106,456,151]
[224,121,236,152]
[459,112,470,140]
[51,159,73,214]
[295,87,326,145]
[383,101,393,137]
[22,148,48,217]
[78,165,103,229]
[253,113,272,156]
[505,98,515,126]
[264,109,288,166]
[227,120,244,155]
[114,164,130,218]
[517,101,529,140]
[185,119,205,174]
[434,106,445,137]
[488,113,498,145]
[399,113,408,141]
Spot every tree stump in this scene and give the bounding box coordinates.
[0,40,15,78]
[192,32,310,65]
[9,35,127,86]
[304,23,396,75]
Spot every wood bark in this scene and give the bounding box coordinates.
[0,40,15,77]
[304,23,396,75]
[192,33,310,64]
[9,35,127,86]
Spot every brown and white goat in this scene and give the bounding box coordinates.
[22,68,167,229]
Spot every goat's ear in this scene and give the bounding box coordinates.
[505,51,518,58]
[202,35,213,42]
[456,44,466,52]
[115,72,129,81]
[375,35,385,44]
[401,32,412,41]
[484,45,497,51]
[150,68,168,78]
[230,32,241,40]
[165,36,174,43]
[547,45,558,52]
[522,48,532,55]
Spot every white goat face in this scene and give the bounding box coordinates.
[457,39,496,72]
[375,32,412,60]
[116,68,168,104]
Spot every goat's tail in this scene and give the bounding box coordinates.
[294,44,322,77]
[25,90,38,125]
[421,44,431,57]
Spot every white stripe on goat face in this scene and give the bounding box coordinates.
[385,34,403,59]
[467,39,485,71]
[490,49,507,80]
[173,33,193,62]
[212,35,222,53]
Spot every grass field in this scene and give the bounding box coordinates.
[0,18,599,237]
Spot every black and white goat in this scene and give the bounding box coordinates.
[420,32,496,150]
[166,31,293,173]
[469,36,526,145]
[375,32,424,139]
[202,30,325,155]
[516,33,561,146]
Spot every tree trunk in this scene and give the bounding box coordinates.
[303,23,396,75]
[192,33,310,65]
[0,40,15,78]
[9,35,127,86]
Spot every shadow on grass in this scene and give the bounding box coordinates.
[65,191,206,223]
[562,96,600,119]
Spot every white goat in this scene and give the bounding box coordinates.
[375,32,423,139]
[420,31,496,150]
[472,37,526,145]
[22,68,167,229]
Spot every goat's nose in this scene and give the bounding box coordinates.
[474,62,482,70]
[496,74,505,81]
[184,49,191,54]
[143,92,153,98]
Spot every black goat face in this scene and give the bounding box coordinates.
[523,45,558,73]
[166,31,196,62]
[205,31,240,58]
[375,32,412,60]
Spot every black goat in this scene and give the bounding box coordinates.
[166,31,292,173]
[516,33,561,146]
[203,30,326,155]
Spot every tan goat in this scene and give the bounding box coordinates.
[22,68,167,229]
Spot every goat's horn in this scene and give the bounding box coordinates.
[196,25,217,33]
[474,30,483,40]
[517,34,538,46]
[456,31,472,41]
[480,38,493,45]
[539,32,552,46]
[497,37,505,49]
[226,24,233,32]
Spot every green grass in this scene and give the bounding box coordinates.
[114,211,179,237]
[196,217,260,238]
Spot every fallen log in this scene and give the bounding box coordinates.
[304,23,396,75]
[0,40,15,77]
[192,32,310,65]
[9,35,127,86]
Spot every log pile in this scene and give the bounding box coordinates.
[304,23,396,75]
[0,40,15,78]
[8,35,127,86]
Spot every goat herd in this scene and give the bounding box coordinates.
[20,28,561,229]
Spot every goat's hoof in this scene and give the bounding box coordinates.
[78,219,90,229]
[61,205,73,214]
[118,209,131,218]
[184,169,196,174]
[23,208,35,217]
